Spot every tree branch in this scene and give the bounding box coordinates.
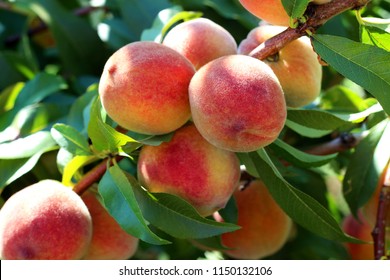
[249,0,372,60]
[372,162,390,260]
[72,156,124,195]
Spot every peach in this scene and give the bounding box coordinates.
[0,180,92,260]
[99,41,195,135]
[342,213,374,260]
[137,124,240,217]
[189,54,286,152]
[238,0,331,26]
[162,18,237,70]
[82,190,139,260]
[239,25,322,108]
[238,0,290,26]
[219,180,292,259]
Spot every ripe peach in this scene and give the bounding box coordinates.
[238,25,322,108]
[99,41,195,135]
[219,180,292,259]
[189,54,286,152]
[238,0,331,26]
[162,18,237,70]
[0,180,92,260]
[81,190,139,260]
[342,213,374,260]
[238,0,290,26]
[137,124,240,217]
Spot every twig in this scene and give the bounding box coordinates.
[72,156,124,195]
[372,162,390,260]
[249,0,372,60]
[302,132,367,156]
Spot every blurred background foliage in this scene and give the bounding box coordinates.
[0,0,389,260]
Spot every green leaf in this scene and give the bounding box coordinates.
[115,0,171,41]
[281,0,310,19]
[87,97,141,154]
[0,152,45,188]
[141,7,202,42]
[98,18,136,50]
[67,87,97,134]
[25,0,109,75]
[319,85,370,113]
[287,104,383,130]
[129,176,240,239]
[285,119,332,138]
[361,25,390,51]
[343,119,390,215]
[0,73,67,131]
[98,164,169,245]
[62,155,97,186]
[270,138,337,168]
[360,17,390,32]
[51,124,92,156]
[243,149,360,243]
[0,131,56,159]
[312,34,390,116]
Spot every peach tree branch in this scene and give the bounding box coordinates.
[249,0,372,60]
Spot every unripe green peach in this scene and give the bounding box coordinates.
[82,190,139,260]
[162,18,237,70]
[189,54,286,152]
[219,180,292,259]
[137,124,240,217]
[0,180,92,260]
[99,41,195,135]
[342,212,374,260]
[238,25,322,108]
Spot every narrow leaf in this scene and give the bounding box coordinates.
[312,35,390,116]
[343,119,390,215]
[0,131,56,159]
[245,149,360,243]
[51,123,91,156]
[98,164,169,245]
[285,119,332,138]
[88,97,141,154]
[287,104,383,130]
[281,0,310,18]
[361,25,390,51]
[62,155,97,186]
[270,138,337,168]
[129,176,240,239]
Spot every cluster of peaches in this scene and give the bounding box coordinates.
[0,0,377,260]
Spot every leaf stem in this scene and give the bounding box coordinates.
[249,0,372,60]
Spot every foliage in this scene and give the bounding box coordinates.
[0,0,389,260]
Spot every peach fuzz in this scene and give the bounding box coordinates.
[82,190,139,260]
[162,18,237,70]
[99,41,195,135]
[0,180,92,260]
[189,54,286,152]
[238,0,290,26]
[342,213,374,260]
[239,25,322,108]
[137,124,240,217]
[219,180,292,259]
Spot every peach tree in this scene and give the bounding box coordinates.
[0,0,389,260]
